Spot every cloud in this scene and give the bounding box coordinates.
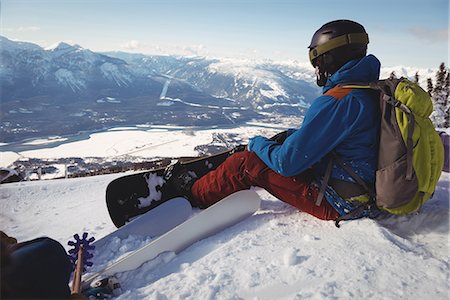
[117,41,211,57]
[18,26,40,32]
[120,40,141,50]
[3,26,41,32]
[408,27,448,43]
[182,44,209,56]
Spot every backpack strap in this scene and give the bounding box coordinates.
[331,152,379,227]
[315,158,333,206]
[331,152,376,199]
[315,157,368,207]
[334,200,379,228]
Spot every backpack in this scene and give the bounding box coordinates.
[324,78,445,226]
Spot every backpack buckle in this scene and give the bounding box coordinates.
[384,95,401,107]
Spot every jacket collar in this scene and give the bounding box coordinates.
[323,54,381,93]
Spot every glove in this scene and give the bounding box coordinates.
[1,231,16,268]
[269,130,288,144]
[1,231,17,246]
[69,293,89,299]
[231,144,247,154]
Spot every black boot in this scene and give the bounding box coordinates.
[163,161,199,207]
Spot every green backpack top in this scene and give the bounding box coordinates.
[330,78,444,225]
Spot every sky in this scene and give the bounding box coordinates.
[1,0,449,68]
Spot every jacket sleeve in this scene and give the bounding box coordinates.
[248,94,365,176]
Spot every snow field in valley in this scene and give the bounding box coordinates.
[1,172,449,300]
[1,124,292,168]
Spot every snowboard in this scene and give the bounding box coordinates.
[106,149,234,228]
[93,197,192,251]
[83,189,261,287]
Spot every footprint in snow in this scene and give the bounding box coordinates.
[283,248,309,266]
[303,234,320,241]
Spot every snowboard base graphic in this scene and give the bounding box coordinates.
[106,149,234,227]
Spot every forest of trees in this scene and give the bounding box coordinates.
[427,62,450,128]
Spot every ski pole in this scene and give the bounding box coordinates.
[68,232,95,295]
[71,244,84,294]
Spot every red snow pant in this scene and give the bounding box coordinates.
[191,151,339,220]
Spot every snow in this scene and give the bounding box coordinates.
[1,151,20,167]
[45,41,81,53]
[22,136,68,146]
[1,127,449,299]
[380,65,435,89]
[54,68,86,92]
[207,60,298,101]
[7,125,287,163]
[100,62,131,86]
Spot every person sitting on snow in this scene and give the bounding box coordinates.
[0,231,84,299]
[170,19,380,222]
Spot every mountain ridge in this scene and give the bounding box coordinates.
[0,36,318,143]
[0,36,435,144]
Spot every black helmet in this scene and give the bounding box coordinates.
[309,20,369,86]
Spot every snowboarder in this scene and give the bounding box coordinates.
[171,19,380,221]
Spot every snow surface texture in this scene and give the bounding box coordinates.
[1,125,449,299]
[1,171,449,299]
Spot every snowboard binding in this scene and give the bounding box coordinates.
[83,276,122,299]
[163,160,199,205]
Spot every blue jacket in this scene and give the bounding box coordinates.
[248,54,381,184]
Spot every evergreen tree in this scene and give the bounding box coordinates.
[445,72,450,102]
[414,72,419,83]
[435,63,446,98]
[429,62,450,128]
[444,72,450,127]
[427,78,434,95]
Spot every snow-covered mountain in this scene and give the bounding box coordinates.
[106,52,317,110]
[1,37,137,94]
[1,36,437,144]
[0,36,319,143]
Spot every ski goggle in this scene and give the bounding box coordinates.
[309,32,369,65]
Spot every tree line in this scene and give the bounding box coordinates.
[427,62,450,128]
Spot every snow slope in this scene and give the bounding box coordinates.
[1,167,449,299]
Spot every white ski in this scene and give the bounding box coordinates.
[82,190,261,286]
[93,197,192,250]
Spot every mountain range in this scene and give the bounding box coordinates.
[0,36,319,143]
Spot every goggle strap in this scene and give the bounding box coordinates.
[309,33,369,63]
